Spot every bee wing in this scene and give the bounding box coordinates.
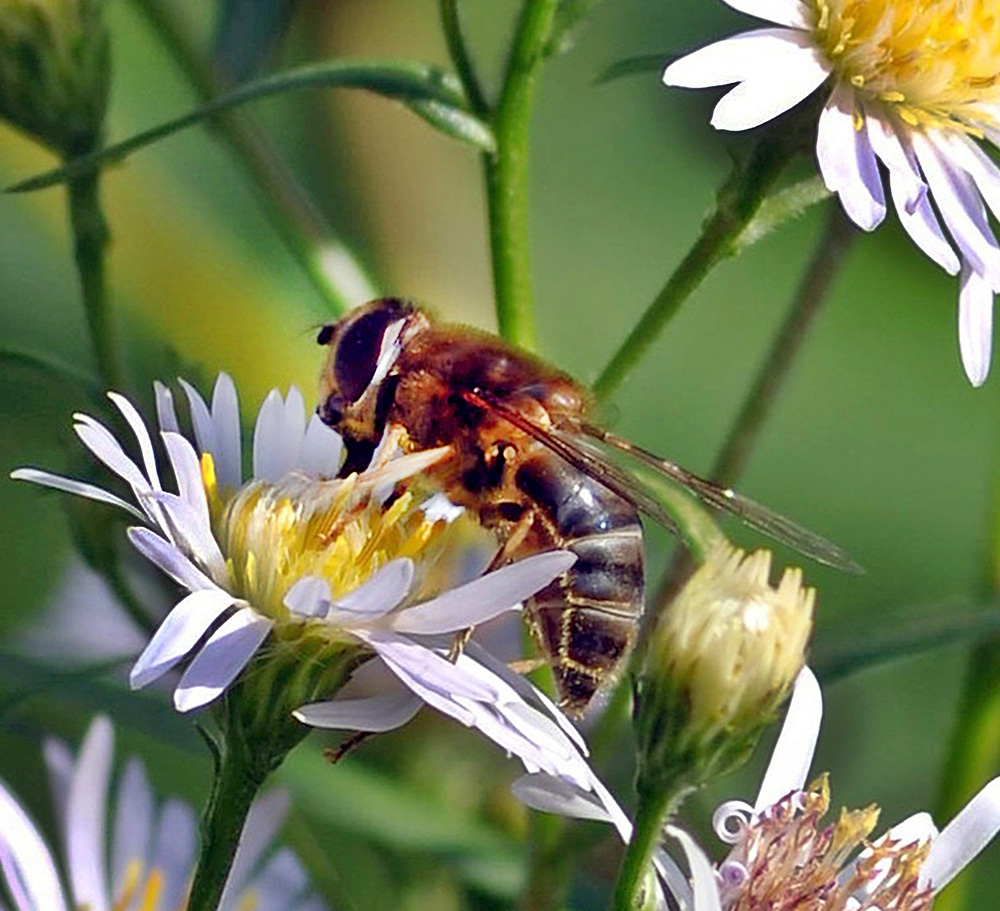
[463,389,860,574]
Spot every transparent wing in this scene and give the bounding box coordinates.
[464,389,860,574]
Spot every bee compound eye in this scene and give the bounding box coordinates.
[334,308,399,401]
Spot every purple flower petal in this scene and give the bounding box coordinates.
[130,589,236,688]
[219,790,290,911]
[174,610,273,712]
[111,759,153,898]
[154,381,180,434]
[511,773,613,823]
[240,849,309,911]
[127,527,218,593]
[9,469,145,521]
[327,559,416,624]
[665,825,723,911]
[958,263,994,387]
[297,414,343,479]
[295,690,423,732]
[179,379,217,460]
[211,374,243,491]
[150,799,197,911]
[107,392,162,493]
[0,779,68,911]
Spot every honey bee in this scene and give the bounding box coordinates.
[317,299,856,714]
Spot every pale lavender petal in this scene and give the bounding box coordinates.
[295,690,423,732]
[150,800,197,911]
[913,132,1000,286]
[141,490,226,578]
[73,416,151,499]
[174,610,273,712]
[864,111,925,210]
[240,849,308,911]
[709,35,830,131]
[252,390,286,482]
[111,759,153,898]
[42,739,73,833]
[108,392,162,493]
[754,666,821,811]
[127,527,218,593]
[0,779,68,911]
[664,28,813,89]
[9,469,145,521]
[940,131,1000,224]
[511,773,614,823]
[130,589,236,688]
[219,790,290,911]
[284,576,333,619]
[211,374,243,491]
[297,414,343,478]
[154,381,179,434]
[891,169,961,275]
[160,433,215,543]
[922,777,1000,892]
[720,0,810,26]
[665,826,723,911]
[388,551,576,635]
[958,263,994,386]
[292,894,329,911]
[816,85,886,230]
[328,558,415,623]
[67,716,113,911]
[179,378,217,458]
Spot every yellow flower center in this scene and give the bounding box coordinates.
[201,453,478,626]
[811,0,1000,131]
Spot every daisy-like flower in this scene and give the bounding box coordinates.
[11,374,581,773]
[0,715,328,911]
[516,668,1000,911]
[663,0,1000,385]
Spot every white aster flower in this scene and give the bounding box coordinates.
[0,715,327,911]
[517,667,1000,911]
[11,375,583,778]
[663,0,1000,385]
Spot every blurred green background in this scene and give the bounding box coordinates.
[2,1,999,908]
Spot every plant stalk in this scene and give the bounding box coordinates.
[439,0,489,116]
[483,0,560,349]
[593,137,795,400]
[609,785,676,911]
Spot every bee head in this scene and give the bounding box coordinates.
[317,298,424,442]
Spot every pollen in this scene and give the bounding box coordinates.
[812,0,1000,131]
[722,778,933,911]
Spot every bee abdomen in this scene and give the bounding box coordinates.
[514,453,644,715]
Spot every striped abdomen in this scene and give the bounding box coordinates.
[514,450,644,715]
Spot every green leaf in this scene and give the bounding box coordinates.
[0,346,101,400]
[596,53,670,85]
[812,598,1000,684]
[7,58,496,193]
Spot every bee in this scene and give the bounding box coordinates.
[317,299,856,714]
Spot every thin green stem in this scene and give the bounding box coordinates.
[484,0,560,349]
[609,786,675,911]
[67,166,121,390]
[439,0,489,116]
[133,0,372,315]
[593,137,796,400]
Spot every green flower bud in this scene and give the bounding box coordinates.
[0,0,109,153]
[634,542,815,799]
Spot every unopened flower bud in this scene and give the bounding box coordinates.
[634,542,815,798]
[0,0,109,153]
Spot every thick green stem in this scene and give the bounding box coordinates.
[484,0,559,349]
[134,0,371,315]
[67,167,120,390]
[609,786,676,911]
[593,137,795,400]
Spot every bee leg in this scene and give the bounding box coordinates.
[448,627,473,661]
[508,657,548,674]
[324,730,374,763]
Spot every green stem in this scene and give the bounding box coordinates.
[609,786,676,911]
[67,166,121,390]
[134,0,372,315]
[484,0,559,349]
[439,0,489,116]
[593,137,795,400]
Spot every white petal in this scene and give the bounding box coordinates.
[42,739,73,833]
[73,416,152,501]
[388,551,576,635]
[150,799,197,911]
[294,690,422,732]
[9,469,145,520]
[356,447,454,493]
[174,611,273,712]
[720,0,811,27]
[219,790,290,911]
[664,28,813,89]
[127,527,218,593]
[891,169,961,275]
[252,390,286,482]
[211,374,243,492]
[297,415,343,479]
[922,777,1000,892]
[0,778,68,911]
[141,490,226,579]
[326,558,416,625]
[67,716,113,911]
[179,379,217,459]
[111,759,154,898]
[709,37,830,131]
[511,773,614,823]
[817,85,886,230]
[754,666,822,811]
[130,589,236,688]
[159,433,220,572]
[108,392,162,493]
[940,131,1000,225]
[154,381,179,434]
[913,132,1000,286]
[284,576,334,619]
[959,263,994,386]
[421,492,465,523]
[863,110,925,210]
[665,826,723,911]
